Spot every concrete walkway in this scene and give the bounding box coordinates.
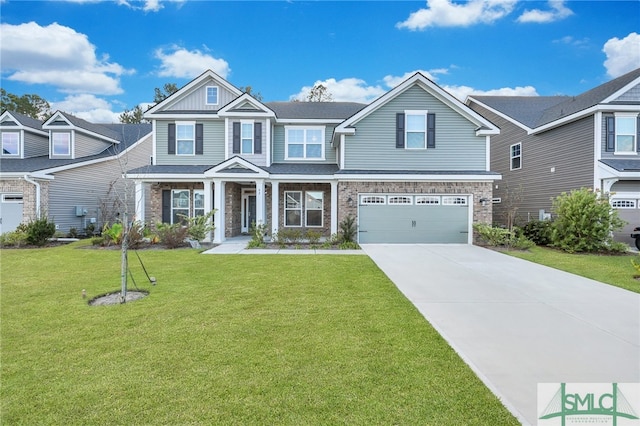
[360,244,640,425]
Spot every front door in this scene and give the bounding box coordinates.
[241,190,257,233]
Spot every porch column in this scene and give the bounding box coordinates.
[330,181,338,235]
[134,181,145,224]
[203,180,213,242]
[213,179,225,243]
[271,181,279,237]
[255,179,265,226]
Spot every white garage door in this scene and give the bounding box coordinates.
[357,194,471,244]
[0,194,24,234]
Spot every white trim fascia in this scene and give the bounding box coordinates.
[336,173,501,182]
[152,120,157,165]
[217,93,276,117]
[0,111,48,136]
[597,161,640,180]
[145,69,243,116]
[208,156,269,176]
[340,134,345,169]
[485,135,491,171]
[602,75,640,103]
[43,112,120,144]
[224,117,229,159]
[0,172,54,180]
[276,118,345,125]
[336,72,499,135]
[593,112,602,190]
[144,113,220,120]
[530,104,639,135]
[466,97,534,133]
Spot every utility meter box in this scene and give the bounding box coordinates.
[75,206,87,217]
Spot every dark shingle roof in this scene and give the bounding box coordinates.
[265,102,366,120]
[335,169,500,176]
[126,165,214,174]
[599,159,640,172]
[472,67,640,129]
[266,163,339,175]
[57,111,123,140]
[3,111,44,131]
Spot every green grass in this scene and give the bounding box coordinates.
[1,242,518,425]
[505,246,640,293]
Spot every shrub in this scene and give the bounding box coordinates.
[0,229,28,247]
[178,210,216,242]
[247,222,268,249]
[91,236,105,246]
[25,217,56,246]
[339,215,357,243]
[305,230,322,245]
[155,222,189,249]
[474,223,534,250]
[67,228,79,238]
[101,223,123,246]
[125,221,146,249]
[551,188,625,253]
[522,220,553,246]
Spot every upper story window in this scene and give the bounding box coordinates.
[52,132,71,156]
[406,111,427,149]
[510,142,522,170]
[615,114,636,153]
[176,122,195,155]
[285,126,325,160]
[2,132,20,156]
[206,86,218,105]
[241,122,253,154]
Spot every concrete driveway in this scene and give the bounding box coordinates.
[360,244,640,425]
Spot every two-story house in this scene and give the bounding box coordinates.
[0,110,152,235]
[466,67,640,245]
[127,70,501,244]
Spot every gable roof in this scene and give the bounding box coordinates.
[336,72,499,136]
[0,110,46,133]
[468,67,640,132]
[266,102,366,120]
[43,111,123,143]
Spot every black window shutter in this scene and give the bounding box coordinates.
[254,122,262,154]
[427,113,436,149]
[232,122,240,154]
[195,124,203,155]
[168,123,176,154]
[162,190,171,223]
[605,116,615,152]
[396,113,405,148]
[637,116,640,152]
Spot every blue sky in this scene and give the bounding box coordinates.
[1,0,639,122]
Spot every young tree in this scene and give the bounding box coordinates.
[119,105,147,124]
[1,89,51,119]
[239,86,263,101]
[306,84,333,102]
[153,83,179,103]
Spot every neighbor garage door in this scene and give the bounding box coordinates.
[0,193,24,234]
[358,194,470,244]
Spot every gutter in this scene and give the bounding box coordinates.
[23,175,41,217]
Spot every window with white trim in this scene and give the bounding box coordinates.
[241,122,253,154]
[284,191,302,227]
[206,86,218,105]
[194,190,205,217]
[305,191,323,227]
[442,196,468,206]
[285,126,325,160]
[388,196,413,205]
[416,196,440,205]
[406,111,427,149]
[510,143,522,170]
[611,199,636,209]
[361,195,386,205]
[2,132,19,156]
[52,132,71,156]
[171,190,190,224]
[615,114,637,153]
[176,122,195,155]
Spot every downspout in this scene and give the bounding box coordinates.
[23,175,41,217]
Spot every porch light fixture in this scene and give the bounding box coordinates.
[479,198,490,207]
[347,197,354,207]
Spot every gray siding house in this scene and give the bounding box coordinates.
[128,70,501,244]
[466,68,640,244]
[0,110,152,235]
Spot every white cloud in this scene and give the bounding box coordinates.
[517,0,573,23]
[397,0,516,30]
[155,46,231,79]
[553,35,589,48]
[51,94,121,123]
[289,78,386,103]
[0,22,131,95]
[603,32,640,78]
[382,69,440,88]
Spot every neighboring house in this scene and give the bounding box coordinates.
[466,67,640,245]
[127,70,501,244]
[0,110,152,235]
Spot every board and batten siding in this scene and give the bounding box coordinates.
[227,119,267,166]
[47,135,152,233]
[74,132,111,158]
[344,85,486,171]
[155,119,225,166]
[470,100,594,226]
[271,124,337,164]
[167,80,238,111]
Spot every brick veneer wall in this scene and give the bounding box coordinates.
[0,178,50,224]
[278,183,332,236]
[149,182,204,226]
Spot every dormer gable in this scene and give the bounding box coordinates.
[145,69,244,119]
[0,110,48,158]
[205,156,268,178]
[43,111,121,159]
[218,93,276,118]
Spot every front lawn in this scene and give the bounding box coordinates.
[505,246,640,293]
[1,242,518,425]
